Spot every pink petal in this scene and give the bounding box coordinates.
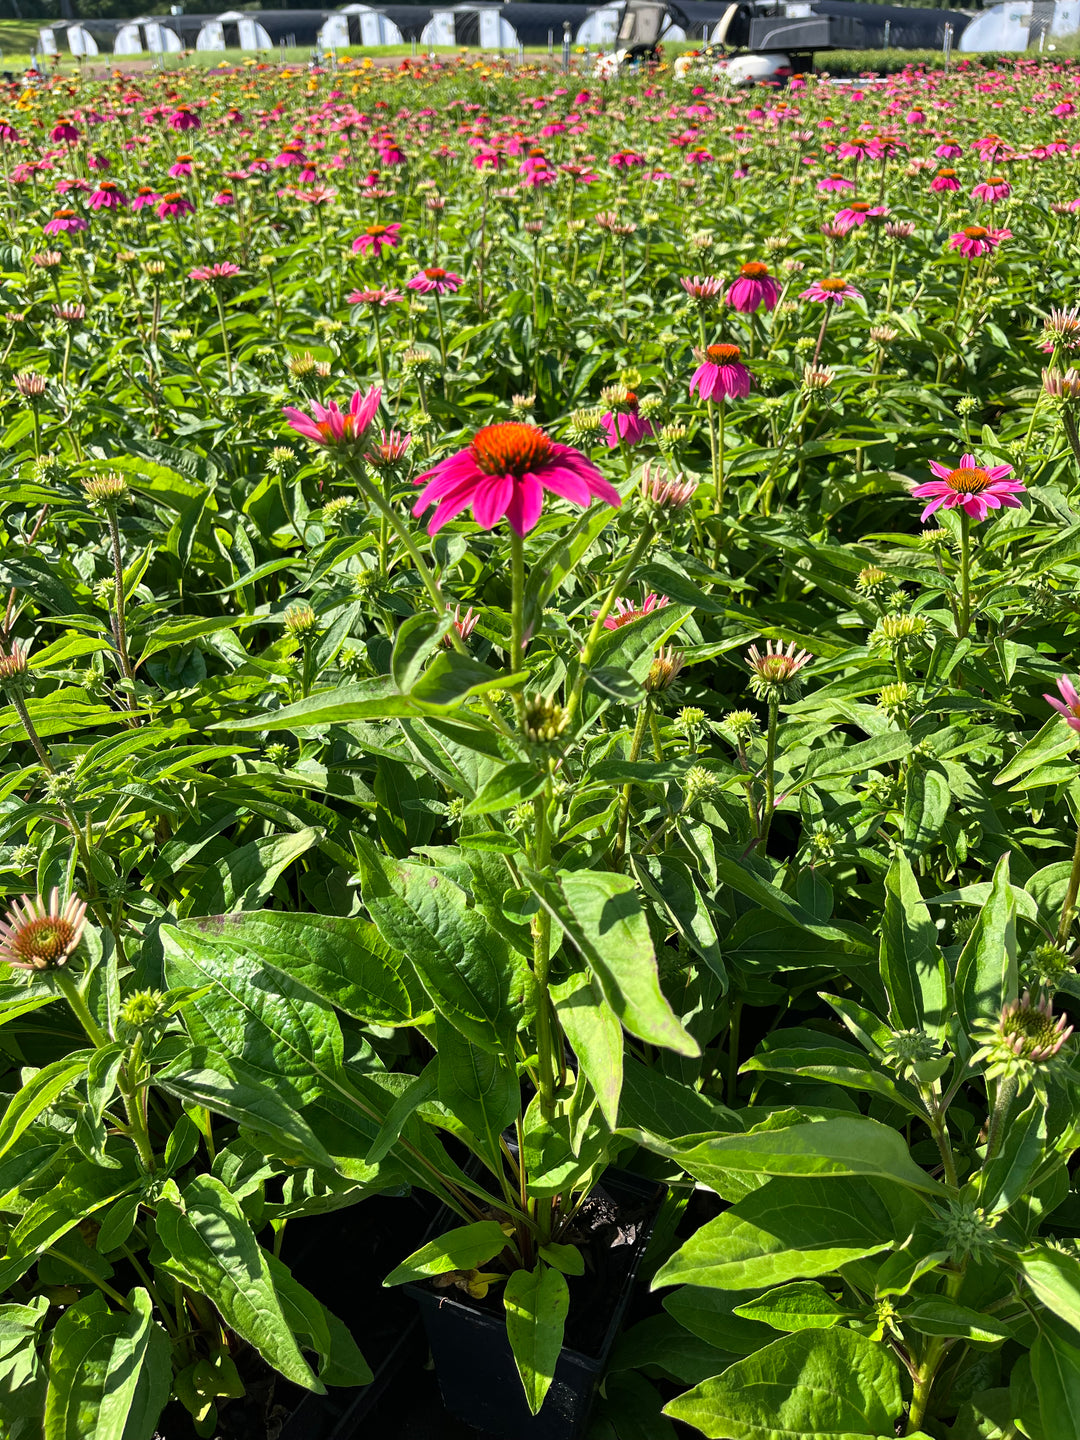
[927,460,953,479]
[505,474,544,535]
[471,474,514,529]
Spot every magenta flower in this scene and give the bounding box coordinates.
[42,209,87,236]
[817,172,856,193]
[800,277,864,306]
[156,192,195,219]
[599,592,669,630]
[726,261,780,314]
[1045,676,1080,732]
[348,287,405,307]
[911,452,1026,523]
[131,186,160,211]
[283,386,382,448]
[168,105,201,132]
[935,141,964,159]
[0,121,19,143]
[690,344,752,402]
[50,121,79,144]
[681,275,724,304]
[407,268,462,296]
[948,225,1010,258]
[189,262,241,283]
[88,181,127,211]
[601,392,654,448]
[412,421,620,537]
[930,169,961,193]
[365,429,411,469]
[971,176,1010,203]
[352,222,401,258]
[168,154,195,178]
[213,191,235,207]
[833,202,888,233]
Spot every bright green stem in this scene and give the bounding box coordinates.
[613,702,650,866]
[957,510,972,639]
[54,967,110,1048]
[433,291,448,379]
[106,505,137,703]
[509,530,526,718]
[531,781,557,1128]
[905,1270,965,1434]
[1056,816,1080,947]
[9,691,54,772]
[985,1075,1018,1163]
[212,288,233,387]
[565,525,654,729]
[758,695,781,852]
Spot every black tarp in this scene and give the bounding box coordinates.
[375,5,433,40]
[243,8,330,42]
[497,3,593,43]
[811,0,971,48]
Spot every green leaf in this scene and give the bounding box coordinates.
[995,718,1076,788]
[618,1056,742,1139]
[155,1049,336,1170]
[181,910,429,1029]
[538,1243,585,1277]
[664,1328,903,1439]
[504,1264,570,1416]
[0,1158,140,1290]
[464,762,548,817]
[955,854,1017,1037]
[357,839,531,1052]
[181,827,321,916]
[435,1013,520,1170]
[1031,1315,1080,1440]
[663,1286,775,1355]
[392,611,454,692]
[879,854,950,1043]
[628,1117,942,1193]
[902,765,951,861]
[551,971,623,1129]
[733,1282,847,1332]
[383,1221,511,1286]
[44,1289,170,1440]
[0,1052,93,1162]
[1020,1245,1080,1333]
[265,1252,372,1388]
[524,867,698,1058]
[156,1175,321,1391]
[652,1176,906,1291]
[162,927,343,1104]
[739,1045,925,1119]
[901,1299,1014,1343]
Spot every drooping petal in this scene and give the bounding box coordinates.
[471,474,515,530]
[505,474,544,535]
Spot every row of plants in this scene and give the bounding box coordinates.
[1,46,1080,1440]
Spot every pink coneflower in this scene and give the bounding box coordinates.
[1041,307,1080,353]
[600,389,653,448]
[930,168,961,193]
[365,429,411,468]
[935,140,963,159]
[284,385,381,448]
[833,201,889,232]
[189,262,241,283]
[445,604,478,644]
[1045,675,1080,732]
[88,180,127,210]
[609,150,646,169]
[297,184,337,206]
[168,154,195,178]
[690,344,752,402]
[407,268,462,295]
[0,120,19,143]
[213,191,234,207]
[817,172,855,193]
[799,277,863,306]
[726,261,780,314]
[0,888,88,972]
[971,175,1010,203]
[640,462,698,511]
[348,287,405,307]
[948,225,1010,258]
[885,220,916,241]
[50,121,79,144]
[560,163,598,183]
[169,105,201,132]
[746,640,812,696]
[131,186,160,211]
[681,275,724,305]
[42,209,87,236]
[352,222,401,258]
[599,592,669,630]
[912,452,1025,522]
[412,422,620,537]
[273,143,306,168]
[156,192,195,219]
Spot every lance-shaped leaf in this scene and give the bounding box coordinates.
[523,867,698,1058]
[505,1264,570,1416]
[383,1221,512,1286]
[955,853,1017,1039]
[879,853,950,1043]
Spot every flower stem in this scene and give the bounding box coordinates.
[213,288,233,387]
[509,530,526,718]
[531,780,557,1126]
[758,694,781,851]
[53,967,110,1048]
[564,525,654,729]
[613,701,650,867]
[957,509,972,639]
[9,692,54,773]
[1056,815,1080,947]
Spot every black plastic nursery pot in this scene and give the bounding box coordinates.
[406,1169,665,1440]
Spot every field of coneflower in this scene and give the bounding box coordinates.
[4,48,1080,1440]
